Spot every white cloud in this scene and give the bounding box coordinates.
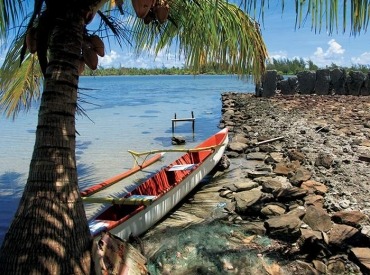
[98,50,121,68]
[351,52,370,66]
[326,39,345,55]
[310,39,345,67]
[152,49,185,68]
[98,48,185,69]
[268,50,288,60]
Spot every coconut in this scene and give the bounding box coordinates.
[85,11,96,25]
[154,0,169,24]
[89,35,105,57]
[83,48,98,70]
[131,0,155,18]
[26,27,37,54]
[143,10,155,24]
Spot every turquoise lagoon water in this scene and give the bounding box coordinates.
[0,75,254,245]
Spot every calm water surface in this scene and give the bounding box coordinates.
[0,75,254,245]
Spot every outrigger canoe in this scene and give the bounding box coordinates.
[86,128,229,240]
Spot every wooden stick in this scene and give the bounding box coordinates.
[255,136,285,146]
[315,126,327,133]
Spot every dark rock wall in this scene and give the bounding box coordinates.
[257,69,370,96]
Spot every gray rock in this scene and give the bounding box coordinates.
[273,161,298,176]
[265,214,302,241]
[327,257,347,274]
[297,229,330,257]
[233,179,259,192]
[304,194,325,208]
[290,167,312,185]
[232,133,247,142]
[228,141,248,153]
[303,205,332,232]
[172,136,186,145]
[241,221,267,235]
[280,77,298,95]
[246,152,266,161]
[274,187,308,201]
[315,152,334,169]
[297,71,316,94]
[245,169,274,178]
[347,70,366,95]
[287,206,306,219]
[332,210,369,228]
[301,180,328,195]
[350,247,370,273]
[330,68,346,95]
[234,188,263,213]
[362,72,370,95]
[315,69,331,95]
[268,152,285,163]
[312,260,328,274]
[287,149,306,163]
[361,225,370,239]
[261,204,286,217]
[338,199,351,209]
[260,70,278,97]
[222,178,259,192]
[259,178,284,193]
[295,260,321,275]
[329,224,360,248]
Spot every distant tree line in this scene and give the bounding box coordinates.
[1,59,367,77]
[266,58,370,75]
[82,62,234,76]
[82,58,370,76]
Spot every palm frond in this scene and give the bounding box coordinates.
[0,0,27,38]
[239,0,370,35]
[95,10,132,48]
[0,33,42,119]
[131,0,268,82]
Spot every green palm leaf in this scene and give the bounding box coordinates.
[131,0,268,82]
[0,33,42,118]
[0,0,27,38]
[240,0,370,35]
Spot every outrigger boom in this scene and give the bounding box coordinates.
[127,145,221,157]
[80,152,164,197]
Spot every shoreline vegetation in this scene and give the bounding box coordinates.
[82,58,370,77]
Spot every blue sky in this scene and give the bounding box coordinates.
[261,2,370,68]
[98,2,370,69]
[1,1,369,69]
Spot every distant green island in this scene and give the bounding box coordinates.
[83,58,369,76]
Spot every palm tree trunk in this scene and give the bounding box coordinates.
[0,13,92,274]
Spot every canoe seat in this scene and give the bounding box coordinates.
[124,195,157,206]
[168,164,197,171]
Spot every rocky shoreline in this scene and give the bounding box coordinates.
[219,93,370,274]
[139,93,370,274]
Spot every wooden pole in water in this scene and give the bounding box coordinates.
[171,111,195,136]
[191,111,195,138]
[172,113,176,135]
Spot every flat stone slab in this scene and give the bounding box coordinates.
[234,188,263,212]
[303,205,332,232]
[350,247,370,272]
